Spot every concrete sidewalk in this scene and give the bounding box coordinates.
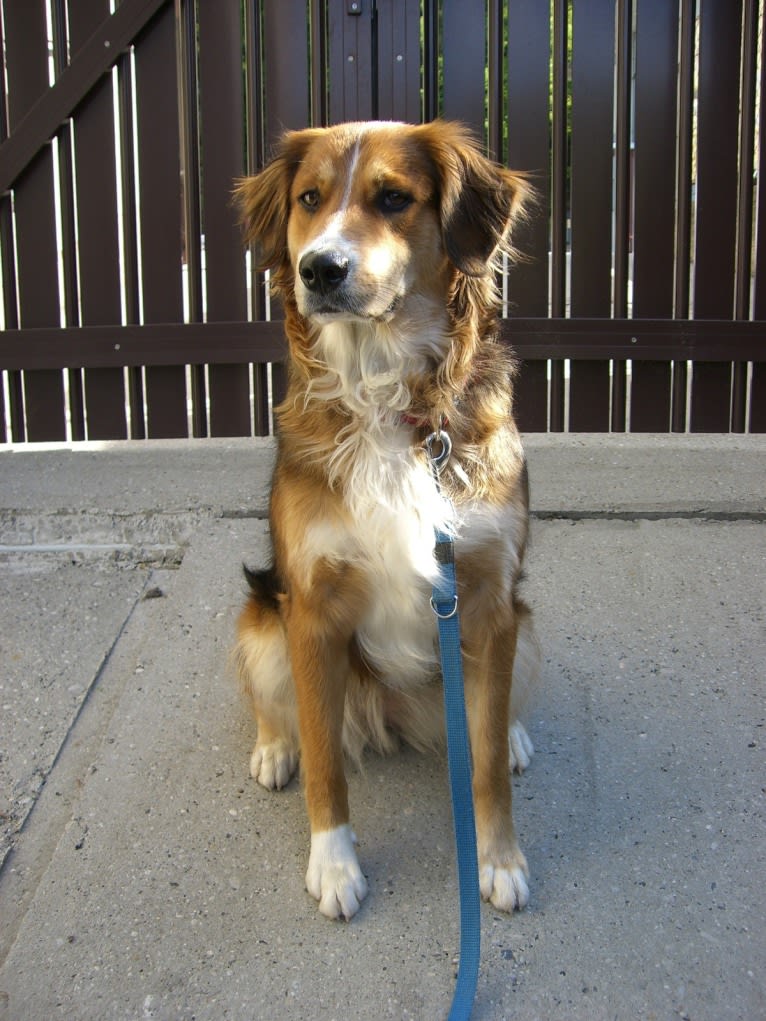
[0,435,763,1021]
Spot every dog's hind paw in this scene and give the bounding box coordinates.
[306,825,368,921]
[250,738,298,790]
[508,720,534,773]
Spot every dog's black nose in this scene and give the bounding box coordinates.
[299,251,349,294]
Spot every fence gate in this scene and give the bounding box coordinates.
[0,0,764,442]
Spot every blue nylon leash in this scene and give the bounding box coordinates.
[427,430,481,1021]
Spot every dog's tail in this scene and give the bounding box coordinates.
[508,598,541,773]
[510,598,540,721]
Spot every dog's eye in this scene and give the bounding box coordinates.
[380,190,413,212]
[298,189,320,211]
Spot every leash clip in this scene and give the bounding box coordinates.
[430,593,459,619]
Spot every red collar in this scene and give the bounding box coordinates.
[399,412,449,428]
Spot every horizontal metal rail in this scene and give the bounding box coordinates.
[1,318,763,371]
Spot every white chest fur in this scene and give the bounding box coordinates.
[298,444,450,687]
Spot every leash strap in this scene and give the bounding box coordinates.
[428,426,481,1021]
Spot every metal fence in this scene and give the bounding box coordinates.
[0,0,764,441]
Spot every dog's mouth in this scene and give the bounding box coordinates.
[306,293,403,324]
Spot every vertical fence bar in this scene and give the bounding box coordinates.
[440,0,486,142]
[262,0,313,411]
[751,0,766,432]
[549,0,568,431]
[376,0,422,124]
[612,0,632,431]
[51,0,86,441]
[423,0,440,121]
[243,0,271,435]
[263,0,312,138]
[613,0,632,320]
[630,0,678,431]
[0,5,18,441]
[487,0,503,161]
[177,0,206,438]
[198,0,250,437]
[731,0,759,432]
[69,0,129,440]
[4,2,67,441]
[328,0,374,122]
[691,0,742,431]
[135,1,188,438]
[310,0,327,126]
[506,0,553,431]
[672,0,695,431]
[568,0,615,431]
[117,48,145,438]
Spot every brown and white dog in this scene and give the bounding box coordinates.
[233,120,539,921]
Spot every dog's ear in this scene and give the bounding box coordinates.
[233,130,318,274]
[233,159,291,273]
[421,121,531,277]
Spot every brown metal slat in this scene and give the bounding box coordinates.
[375,0,421,123]
[568,0,615,431]
[263,0,312,139]
[51,0,86,441]
[690,0,743,431]
[243,0,270,435]
[611,0,632,431]
[134,3,188,437]
[440,0,486,141]
[487,0,504,160]
[328,1,374,123]
[259,0,314,430]
[4,1,67,441]
[506,0,554,431]
[69,0,128,440]
[548,0,569,431]
[198,0,250,437]
[731,0,759,433]
[177,0,206,437]
[115,49,145,438]
[422,0,439,122]
[751,0,766,433]
[0,7,22,441]
[671,0,695,430]
[629,0,680,432]
[506,0,551,318]
[512,359,549,435]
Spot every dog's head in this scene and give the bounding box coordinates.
[235,120,530,325]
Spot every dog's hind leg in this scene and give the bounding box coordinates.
[234,585,300,790]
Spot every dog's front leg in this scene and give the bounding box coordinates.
[464,612,530,913]
[286,569,368,921]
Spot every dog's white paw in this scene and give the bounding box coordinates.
[250,739,298,790]
[306,824,368,920]
[479,849,529,912]
[508,720,534,774]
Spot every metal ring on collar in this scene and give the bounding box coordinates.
[425,429,452,471]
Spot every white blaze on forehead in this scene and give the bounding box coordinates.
[340,138,363,211]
